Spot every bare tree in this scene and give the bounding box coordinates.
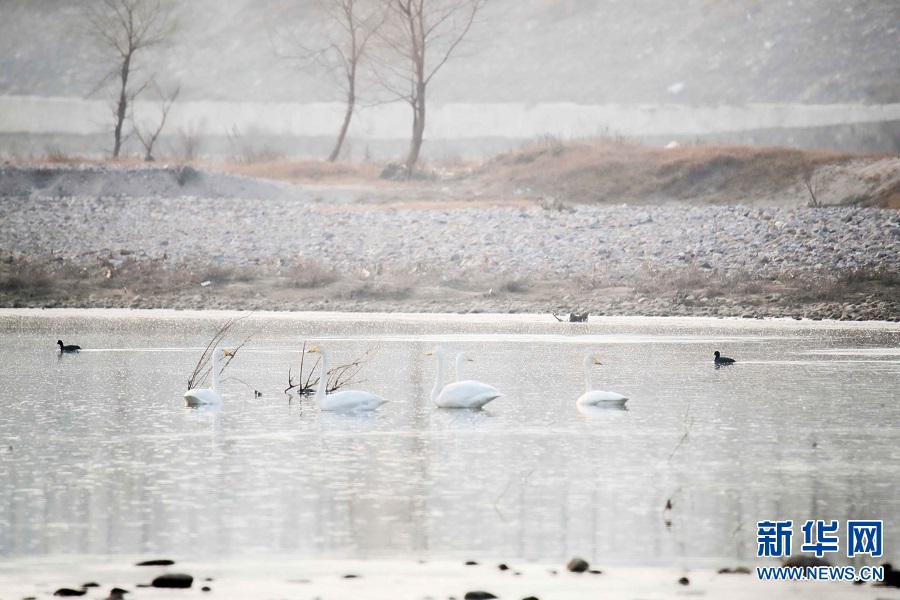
[81,0,178,158]
[374,0,485,173]
[131,83,179,161]
[276,0,384,162]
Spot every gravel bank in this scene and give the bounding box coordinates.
[2,168,899,320]
[2,556,892,600]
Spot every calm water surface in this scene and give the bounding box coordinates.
[0,309,898,567]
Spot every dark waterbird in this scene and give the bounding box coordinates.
[57,340,81,352]
[714,351,735,366]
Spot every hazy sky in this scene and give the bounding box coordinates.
[0,0,897,105]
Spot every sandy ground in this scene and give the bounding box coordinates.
[2,556,899,600]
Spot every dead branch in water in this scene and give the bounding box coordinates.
[552,311,589,322]
[668,398,694,463]
[285,340,320,394]
[285,341,379,396]
[327,344,378,392]
[186,314,254,390]
[221,376,263,397]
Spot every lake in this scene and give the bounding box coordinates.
[0,309,897,569]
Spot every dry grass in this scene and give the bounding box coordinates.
[433,275,480,291]
[0,258,54,296]
[342,280,413,301]
[97,258,251,293]
[210,159,383,185]
[278,260,339,289]
[0,255,269,302]
[789,267,900,303]
[2,252,898,316]
[860,178,900,209]
[625,263,767,300]
[11,138,895,208]
[8,155,148,167]
[498,278,529,294]
[43,145,69,163]
[479,139,863,205]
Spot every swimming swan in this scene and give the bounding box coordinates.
[428,346,503,409]
[455,352,473,381]
[307,345,387,412]
[576,355,627,407]
[184,347,230,407]
[57,340,81,352]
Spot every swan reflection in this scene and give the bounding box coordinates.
[577,403,628,420]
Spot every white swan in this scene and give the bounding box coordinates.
[428,346,503,409]
[307,345,387,412]
[455,352,473,381]
[576,354,627,407]
[184,347,230,407]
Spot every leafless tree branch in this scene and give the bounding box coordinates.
[372,0,486,172]
[186,314,253,390]
[131,82,180,161]
[272,0,386,161]
[802,162,822,207]
[79,0,179,158]
[284,341,379,396]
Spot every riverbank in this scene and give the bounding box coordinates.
[2,556,897,600]
[1,153,898,320]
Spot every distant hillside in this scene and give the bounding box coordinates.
[1,0,897,105]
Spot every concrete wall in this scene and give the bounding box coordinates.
[1,95,898,158]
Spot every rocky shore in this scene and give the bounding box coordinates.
[2,555,895,600]
[2,165,899,320]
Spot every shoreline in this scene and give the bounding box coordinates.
[2,556,897,600]
[3,287,899,321]
[5,304,900,326]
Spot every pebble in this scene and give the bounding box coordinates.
[566,557,590,573]
[151,573,193,589]
[135,559,175,566]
